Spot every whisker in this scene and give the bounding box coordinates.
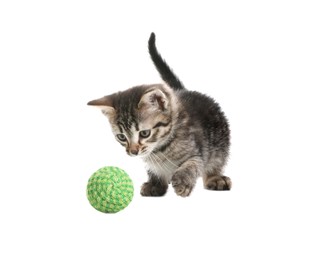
[150,152,171,174]
[150,153,169,173]
[148,153,162,173]
[156,151,180,168]
[151,152,176,173]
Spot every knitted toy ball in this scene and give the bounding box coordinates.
[87,166,134,213]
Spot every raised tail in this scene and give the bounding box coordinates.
[148,32,185,91]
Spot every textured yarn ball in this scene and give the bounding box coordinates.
[87,166,134,213]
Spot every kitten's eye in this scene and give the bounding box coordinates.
[116,134,127,142]
[139,130,151,138]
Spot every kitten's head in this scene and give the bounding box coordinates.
[88,84,175,157]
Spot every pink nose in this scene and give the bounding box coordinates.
[129,144,140,156]
[130,149,138,155]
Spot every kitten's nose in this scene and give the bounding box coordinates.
[130,149,138,155]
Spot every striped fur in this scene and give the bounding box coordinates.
[88,33,231,197]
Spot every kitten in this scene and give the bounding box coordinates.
[88,33,231,197]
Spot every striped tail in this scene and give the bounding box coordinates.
[148,32,185,91]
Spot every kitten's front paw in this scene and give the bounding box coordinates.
[204,175,232,191]
[171,173,195,197]
[141,181,168,197]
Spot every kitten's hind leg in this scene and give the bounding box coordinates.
[203,161,231,191]
[141,171,168,197]
[204,175,231,190]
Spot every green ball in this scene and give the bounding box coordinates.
[87,166,134,213]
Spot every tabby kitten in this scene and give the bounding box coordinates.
[88,33,231,197]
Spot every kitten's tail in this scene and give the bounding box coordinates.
[148,32,185,91]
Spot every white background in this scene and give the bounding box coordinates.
[1,0,327,259]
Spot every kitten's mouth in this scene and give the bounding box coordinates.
[127,150,150,158]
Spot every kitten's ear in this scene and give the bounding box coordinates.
[138,89,168,111]
[87,95,115,117]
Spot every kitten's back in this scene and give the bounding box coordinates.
[178,90,230,152]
